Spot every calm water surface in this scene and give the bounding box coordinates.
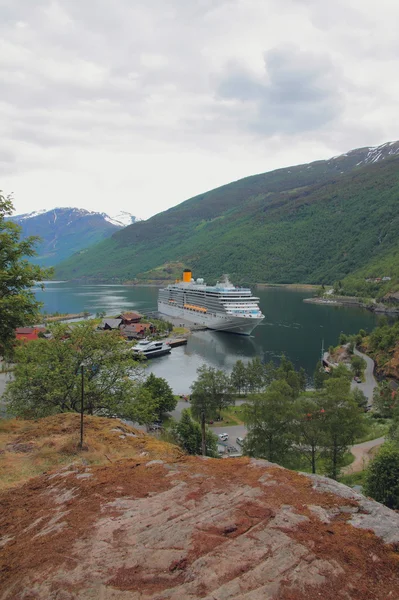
[34,282,378,394]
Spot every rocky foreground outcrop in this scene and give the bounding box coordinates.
[1,446,399,600]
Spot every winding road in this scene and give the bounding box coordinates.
[351,347,377,404]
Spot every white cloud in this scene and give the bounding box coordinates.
[1,0,399,219]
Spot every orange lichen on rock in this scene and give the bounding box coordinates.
[1,418,399,599]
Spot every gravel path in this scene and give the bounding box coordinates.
[342,436,385,474]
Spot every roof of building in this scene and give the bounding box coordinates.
[121,323,151,333]
[15,327,44,334]
[15,328,46,341]
[119,311,143,320]
[101,318,123,329]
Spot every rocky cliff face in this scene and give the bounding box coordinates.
[1,416,399,599]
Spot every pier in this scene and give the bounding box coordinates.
[165,338,188,348]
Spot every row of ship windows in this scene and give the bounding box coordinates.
[163,292,255,300]
[161,294,257,304]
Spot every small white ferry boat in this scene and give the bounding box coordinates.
[132,339,172,359]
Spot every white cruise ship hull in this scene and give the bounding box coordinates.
[158,301,262,336]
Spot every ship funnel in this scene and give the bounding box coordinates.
[183,269,192,283]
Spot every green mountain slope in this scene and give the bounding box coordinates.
[55,143,399,286]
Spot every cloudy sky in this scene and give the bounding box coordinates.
[1,0,399,220]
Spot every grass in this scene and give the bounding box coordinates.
[354,416,391,444]
[0,413,182,492]
[339,470,367,488]
[207,405,246,427]
[279,449,355,477]
[171,326,190,336]
[341,451,356,467]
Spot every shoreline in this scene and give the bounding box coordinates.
[256,283,320,291]
[61,279,322,290]
[303,297,360,307]
[304,296,399,315]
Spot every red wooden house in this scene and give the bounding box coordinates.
[120,323,154,340]
[15,327,46,342]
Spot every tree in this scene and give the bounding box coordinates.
[352,388,368,411]
[365,443,399,509]
[263,361,277,386]
[143,373,176,418]
[298,367,307,392]
[0,192,51,358]
[5,322,151,424]
[313,362,326,390]
[190,365,234,454]
[388,401,399,443]
[319,378,365,479]
[171,409,218,456]
[126,387,160,431]
[351,355,366,377]
[231,359,247,396]
[373,381,397,418]
[330,363,352,381]
[273,355,303,398]
[294,396,326,473]
[246,356,265,393]
[243,380,295,464]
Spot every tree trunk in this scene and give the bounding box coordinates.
[311,445,316,474]
[201,410,206,456]
[268,435,273,462]
[332,444,338,480]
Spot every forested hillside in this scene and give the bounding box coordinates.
[55,142,399,287]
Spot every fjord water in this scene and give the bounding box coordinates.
[34,282,378,394]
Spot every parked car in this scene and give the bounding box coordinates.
[354,376,361,383]
[236,437,244,446]
[218,433,229,441]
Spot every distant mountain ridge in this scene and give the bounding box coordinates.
[8,207,137,267]
[55,141,399,290]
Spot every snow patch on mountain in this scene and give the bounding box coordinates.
[17,209,47,220]
[104,211,137,227]
[12,207,138,227]
[362,141,399,164]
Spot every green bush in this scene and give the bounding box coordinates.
[364,443,399,509]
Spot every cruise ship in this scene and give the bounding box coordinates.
[158,270,264,335]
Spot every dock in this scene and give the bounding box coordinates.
[165,338,188,348]
[157,314,208,332]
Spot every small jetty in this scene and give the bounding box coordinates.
[40,312,92,324]
[165,338,188,348]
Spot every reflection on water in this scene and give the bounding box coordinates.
[34,282,379,393]
[34,282,159,316]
